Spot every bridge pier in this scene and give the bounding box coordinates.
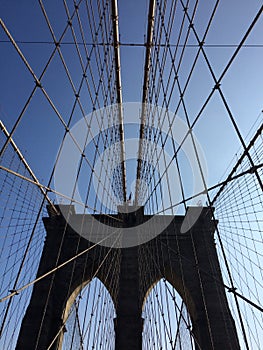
[114,247,143,349]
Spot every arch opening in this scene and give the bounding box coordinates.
[142,278,194,350]
[62,278,116,350]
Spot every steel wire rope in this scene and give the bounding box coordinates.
[39,0,123,210]
[138,2,219,347]
[148,3,237,344]
[33,2,124,344]
[138,2,262,212]
[0,4,126,332]
[180,0,263,192]
[139,240,201,349]
[50,251,120,349]
[159,236,263,314]
[139,0,215,206]
[0,0,85,158]
[138,0,201,204]
[45,228,121,349]
[137,2,262,342]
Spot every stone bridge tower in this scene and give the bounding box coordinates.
[16,205,240,350]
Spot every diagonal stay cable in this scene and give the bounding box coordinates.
[140,2,263,209]
[0,20,118,210]
[38,0,123,208]
[137,0,203,205]
[180,0,263,192]
[0,3,123,336]
[212,121,263,205]
[0,164,123,222]
[0,225,122,304]
[46,229,122,350]
[0,120,58,214]
[153,162,262,214]
[137,2,260,348]
[161,240,263,313]
[0,0,84,158]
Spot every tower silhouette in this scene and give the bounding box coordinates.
[16,205,240,350]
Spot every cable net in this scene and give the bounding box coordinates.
[0,127,47,349]
[0,0,262,349]
[213,128,263,350]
